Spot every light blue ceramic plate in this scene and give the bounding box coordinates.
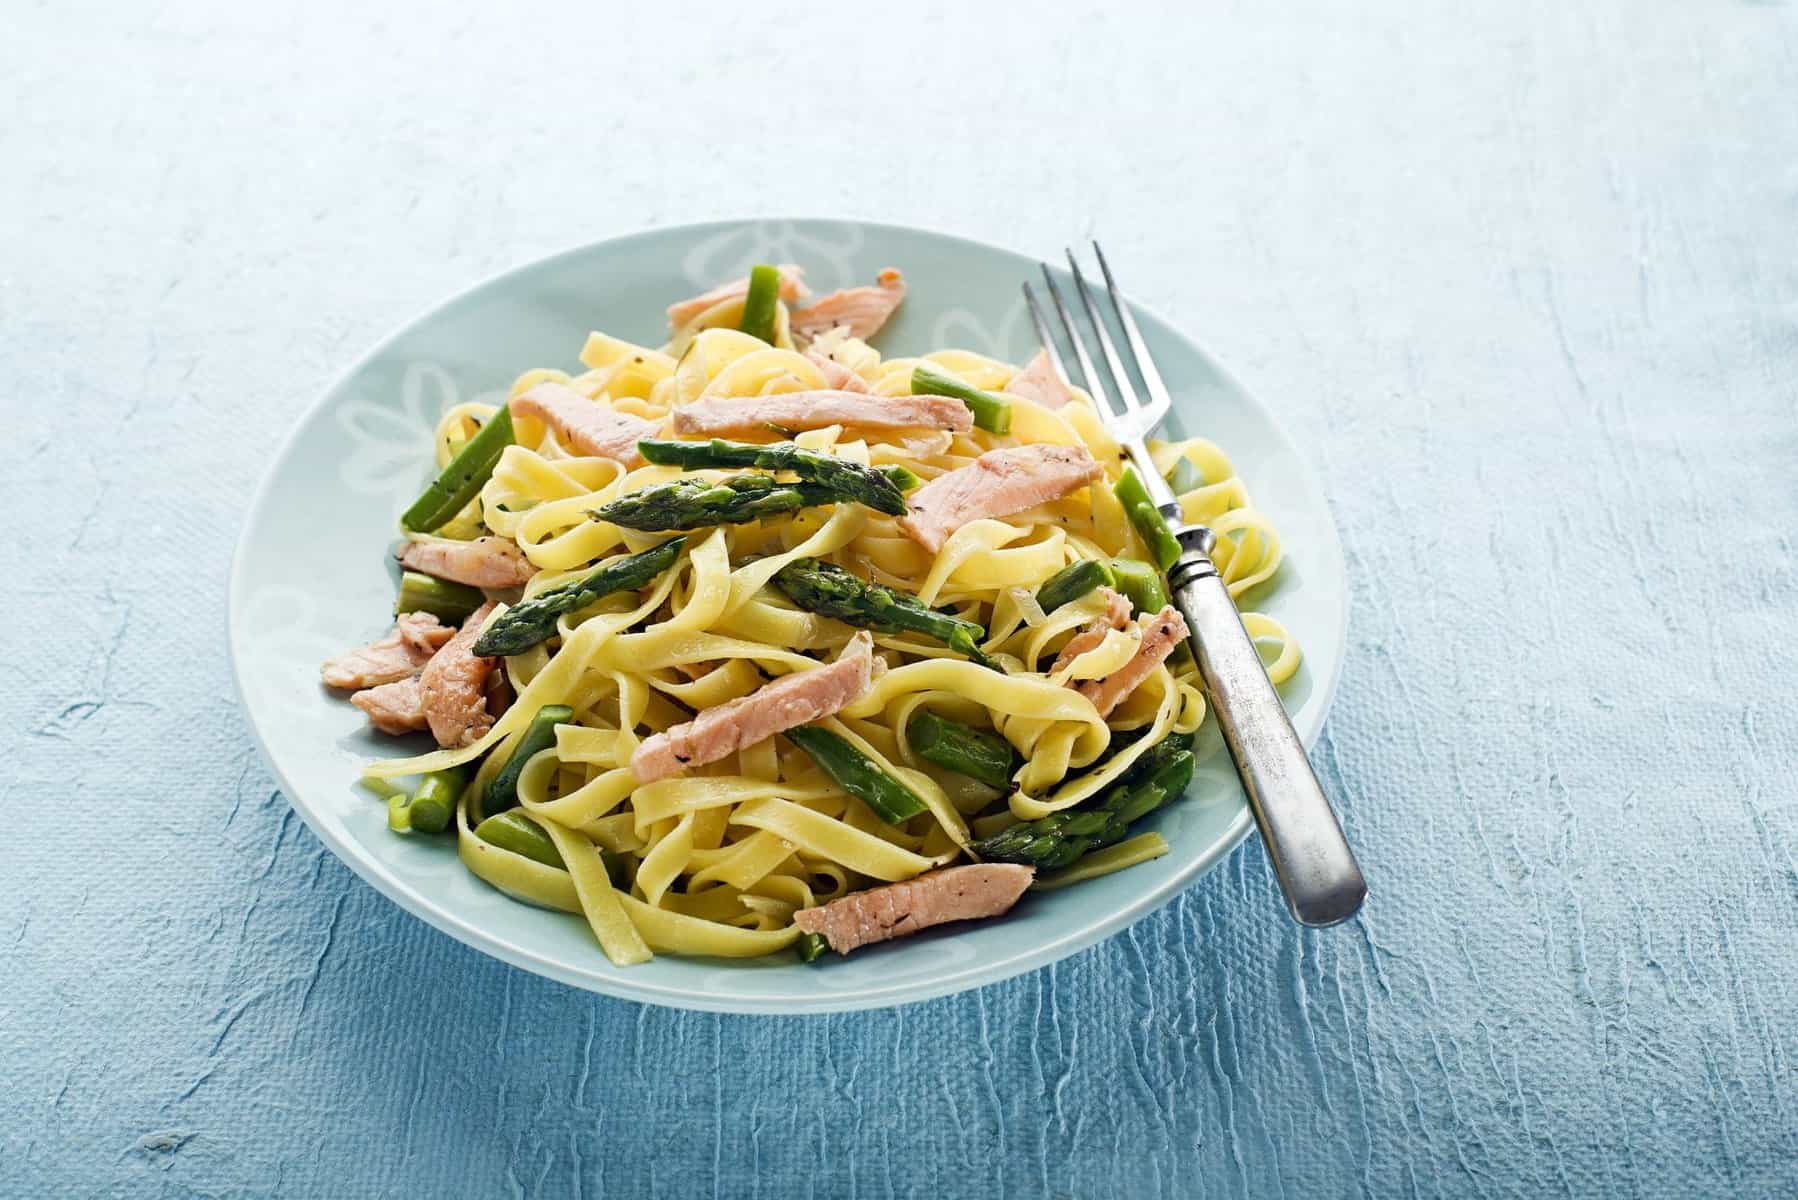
[228,219,1348,1014]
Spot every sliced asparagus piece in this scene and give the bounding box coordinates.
[797,932,830,963]
[1107,557,1170,616]
[1115,465,1180,571]
[880,464,922,492]
[395,570,485,624]
[911,364,1012,434]
[473,810,566,869]
[473,537,686,657]
[637,439,906,515]
[785,726,928,825]
[404,767,469,834]
[907,710,1017,790]
[772,558,999,669]
[739,263,781,343]
[482,704,575,818]
[1035,559,1116,613]
[972,734,1196,870]
[400,406,515,533]
[589,475,853,532]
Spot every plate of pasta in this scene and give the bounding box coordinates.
[228,219,1347,1012]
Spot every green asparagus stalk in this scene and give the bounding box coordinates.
[1036,559,1116,613]
[404,766,469,834]
[473,537,687,656]
[797,932,830,962]
[468,811,628,885]
[911,364,1012,434]
[588,475,856,532]
[1115,466,1181,571]
[739,264,781,343]
[1166,456,1205,494]
[907,710,1017,789]
[880,464,921,492]
[786,726,928,825]
[772,558,999,669]
[401,407,515,532]
[482,703,575,817]
[395,570,485,623]
[637,439,907,516]
[1108,557,1192,667]
[972,734,1196,870]
[1108,557,1170,616]
[474,810,566,868]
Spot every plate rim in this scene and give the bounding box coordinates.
[226,217,1349,1013]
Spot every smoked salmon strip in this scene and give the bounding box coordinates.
[419,601,501,748]
[1048,589,1133,675]
[671,391,973,438]
[511,382,656,465]
[792,864,1035,954]
[397,537,537,589]
[1077,606,1190,717]
[322,612,454,690]
[351,676,428,735]
[1004,350,1076,410]
[630,633,881,784]
[791,268,906,341]
[897,444,1103,553]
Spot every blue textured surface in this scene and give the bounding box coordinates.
[6,2,1797,1196]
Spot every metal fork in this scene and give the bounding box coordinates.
[1024,244,1367,927]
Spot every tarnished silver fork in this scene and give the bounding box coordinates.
[1024,245,1366,927]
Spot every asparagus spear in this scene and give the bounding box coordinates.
[786,726,928,825]
[395,570,485,624]
[1107,557,1192,667]
[797,932,830,963]
[911,364,1012,434]
[1108,557,1170,616]
[739,263,781,343]
[772,558,999,669]
[588,475,856,532]
[474,810,566,868]
[401,407,515,533]
[880,464,922,492]
[907,710,1017,789]
[404,767,469,834]
[482,703,575,817]
[1115,465,1181,571]
[972,734,1196,870]
[473,537,687,657]
[469,812,629,886]
[1036,559,1116,613]
[637,439,907,515]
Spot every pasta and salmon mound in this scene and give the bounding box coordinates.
[321,263,1298,965]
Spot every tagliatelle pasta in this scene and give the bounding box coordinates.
[342,263,1300,965]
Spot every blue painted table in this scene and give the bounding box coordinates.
[6,2,1796,1195]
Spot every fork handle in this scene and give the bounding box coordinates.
[1169,530,1367,927]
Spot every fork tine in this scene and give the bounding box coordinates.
[1092,241,1171,414]
[1020,283,1071,385]
[1066,248,1144,415]
[1040,264,1120,420]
